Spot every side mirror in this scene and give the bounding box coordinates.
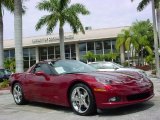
[35,71,50,81]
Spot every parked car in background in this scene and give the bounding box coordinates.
[0,69,12,82]
[88,61,147,77]
[10,60,153,115]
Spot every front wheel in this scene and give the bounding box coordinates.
[70,83,96,115]
[13,83,26,105]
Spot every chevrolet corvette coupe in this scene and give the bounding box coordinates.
[10,60,154,115]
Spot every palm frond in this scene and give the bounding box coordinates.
[116,35,125,50]
[46,15,58,34]
[137,0,150,11]
[125,37,131,51]
[63,10,85,34]
[36,0,54,12]
[35,14,58,31]
[59,0,70,11]
[3,0,14,12]
[69,3,90,15]
[144,46,153,55]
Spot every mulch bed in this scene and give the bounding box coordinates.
[0,87,10,91]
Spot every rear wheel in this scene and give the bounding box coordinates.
[70,83,96,115]
[13,83,26,105]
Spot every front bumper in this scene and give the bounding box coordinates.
[94,83,154,109]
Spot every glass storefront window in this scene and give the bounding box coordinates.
[79,43,86,59]
[55,46,60,59]
[87,42,94,53]
[10,50,15,58]
[71,44,76,59]
[95,41,103,54]
[104,40,111,53]
[111,40,116,52]
[79,43,86,51]
[4,50,9,59]
[23,48,36,70]
[39,47,47,61]
[65,45,70,59]
[4,49,15,59]
[48,46,54,59]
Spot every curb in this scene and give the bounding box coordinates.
[0,90,10,95]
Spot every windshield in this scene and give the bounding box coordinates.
[50,60,96,74]
[113,62,124,68]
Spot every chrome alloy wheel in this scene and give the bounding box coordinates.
[71,87,90,114]
[13,84,23,104]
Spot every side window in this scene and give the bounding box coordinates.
[34,64,41,73]
[40,64,52,75]
[33,63,52,75]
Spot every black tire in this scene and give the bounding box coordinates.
[12,83,27,105]
[70,83,96,115]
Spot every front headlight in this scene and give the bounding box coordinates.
[95,76,112,85]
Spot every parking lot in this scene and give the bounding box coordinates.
[0,77,160,120]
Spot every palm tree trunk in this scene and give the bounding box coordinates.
[151,0,160,77]
[157,9,160,45]
[59,27,65,60]
[0,10,4,68]
[120,45,125,65]
[141,48,144,66]
[127,51,130,67]
[14,0,24,72]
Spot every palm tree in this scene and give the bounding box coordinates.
[104,52,118,62]
[83,51,95,63]
[36,0,90,60]
[4,58,15,72]
[131,20,154,65]
[14,0,24,72]
[131,0,160,76]
[0,0,14,68]
[116,29,133,65]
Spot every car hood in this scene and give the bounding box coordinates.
[80,71,141,84]
[117,68,147,76]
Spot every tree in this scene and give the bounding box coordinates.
[131,20,154,65]
[104,52,119,62]
[131,0,160,77]
[36,0,90,60]
[116,29,132,65]
[4,58,15,72]
[83,51,95,63]
[0,0,14,68]
[95,54,104,61]
[14,0,24,72]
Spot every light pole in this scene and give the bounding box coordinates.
[151,0,160,77]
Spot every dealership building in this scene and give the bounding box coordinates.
[4,26,128,69]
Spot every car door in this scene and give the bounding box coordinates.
[26,63,57,103]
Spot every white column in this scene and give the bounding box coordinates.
[75,43,80,60]
[35,47,39,63]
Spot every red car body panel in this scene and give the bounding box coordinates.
[10,62,154,109]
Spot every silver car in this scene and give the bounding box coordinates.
[88,61,147,76]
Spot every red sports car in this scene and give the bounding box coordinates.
[10,60,154,115]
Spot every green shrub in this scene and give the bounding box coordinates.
[0,79,9,89]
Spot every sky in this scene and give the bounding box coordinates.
[3,0,152,40]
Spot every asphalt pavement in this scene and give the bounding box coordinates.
[0,72,160,120]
